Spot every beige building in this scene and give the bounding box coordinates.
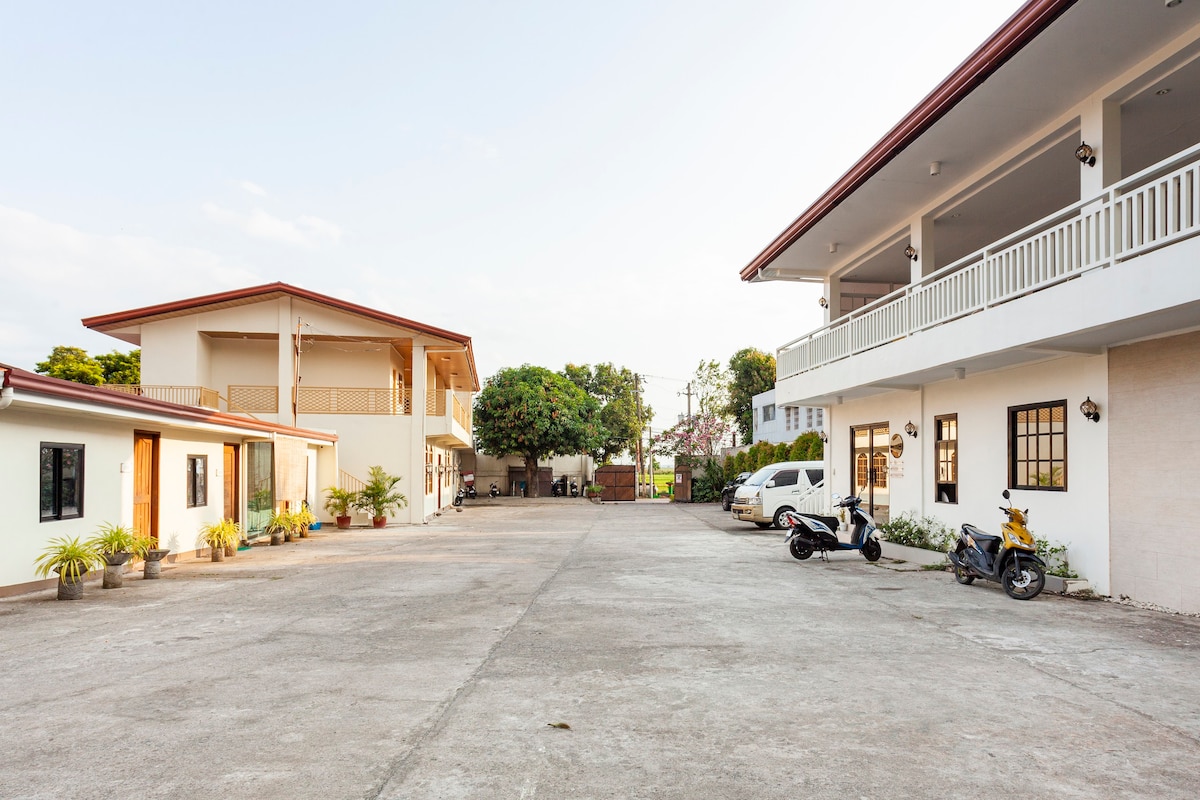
[84,282,478,528]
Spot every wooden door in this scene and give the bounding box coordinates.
[223,444,239,522]
[133,432,159,542]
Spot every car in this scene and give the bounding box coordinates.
[721,472,752,511]
[730,461,825,529]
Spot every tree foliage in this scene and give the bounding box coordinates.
[725,348,776,444]
[653,412,731,462]
[35,346,141,385]
[561,362,649,464]
[473,365,603,496]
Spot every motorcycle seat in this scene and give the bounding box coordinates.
[961,523,999,541]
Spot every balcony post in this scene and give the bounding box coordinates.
[1080,97,1122,198]
[408,343,427,523]
[823,277,841,325]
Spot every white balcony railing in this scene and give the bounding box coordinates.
[779,143,1200,381]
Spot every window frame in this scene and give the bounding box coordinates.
[186,454,208,508]
[934,414,958,504]
[1008,400,1068,492]
[40,442,85,522]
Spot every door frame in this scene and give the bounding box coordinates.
[850,422,890,520]
[133,431,160,544]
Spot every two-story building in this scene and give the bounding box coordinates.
[742,0,1200,611]
[83,282,478,528]
[751,388,825,445]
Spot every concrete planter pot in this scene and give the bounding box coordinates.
[143,549,170,579]
[879,541,949,566]
[54,569,86,601]
[102,552,132,589]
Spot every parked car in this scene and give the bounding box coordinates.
[721,472,752,511]
[730,461,825,529]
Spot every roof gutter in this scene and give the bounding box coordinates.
[739,0,1078,282]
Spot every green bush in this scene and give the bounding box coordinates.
[878,511,955,551]
[1034,537,1079,579]
[692,458,726,503]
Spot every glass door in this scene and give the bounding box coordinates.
[851,423,890,522]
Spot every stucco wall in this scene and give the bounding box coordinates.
[1109,331,1200,613]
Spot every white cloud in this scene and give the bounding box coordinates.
[0,205,261,370]
[240,180,268,197]
[202,203,344,248]
[444,132,499,161]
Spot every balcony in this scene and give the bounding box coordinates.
[777,143,1200,404]
[102,384,219,409]
[425,390,472,448]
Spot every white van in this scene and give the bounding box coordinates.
[730,461,825,529]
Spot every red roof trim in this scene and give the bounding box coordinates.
[739,0,1078,282]
[1,364,337,442]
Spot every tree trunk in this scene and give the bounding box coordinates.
[524,455,539,497]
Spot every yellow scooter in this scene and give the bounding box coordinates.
[947,490,1046,600]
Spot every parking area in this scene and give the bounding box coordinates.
[2,500,1199,799]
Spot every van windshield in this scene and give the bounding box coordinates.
[743,466,776,487]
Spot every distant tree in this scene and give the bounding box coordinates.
[35,346,104,385]
[561,362,650,464]
[473,365,603,497]
[96,349,140,384]
[726,348,776,444]
[652,412,731,464]
[788,431,824,461]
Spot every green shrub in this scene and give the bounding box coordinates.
[878,511,955,551]
[1034,537,1079,579]
[692,458,726,502]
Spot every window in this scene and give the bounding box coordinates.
[761,404,775,422]
[187,455,208,507]
[935,414,958,503]
[770,469,798,487]
[1009,401,1066,490]
[40,443,84,521]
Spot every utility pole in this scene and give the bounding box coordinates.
[635,374,644,496]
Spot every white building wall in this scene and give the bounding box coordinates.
[828,355,1110,595]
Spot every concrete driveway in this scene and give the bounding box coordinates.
[2,500,1199,799]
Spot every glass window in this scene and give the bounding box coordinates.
[771,469,798,487]
[246,441,274,535]
[40,443,84,521]
[187,455,208,508]
[935,415,958,503]
[761,404,775,422]
[1009,402,1066,491]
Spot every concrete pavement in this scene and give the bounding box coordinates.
[2,500,1199,799]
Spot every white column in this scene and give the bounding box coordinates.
[408,343,427,524]
[276,298,293,426]
[910,215,936,283]
[1080,97,1121,199]
[823,276,841,324]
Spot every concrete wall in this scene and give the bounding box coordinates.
[1109,331,1200,613]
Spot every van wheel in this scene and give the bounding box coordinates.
[772,507,795,530]
[754,522,772,529]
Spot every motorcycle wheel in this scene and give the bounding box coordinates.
[953,563,975,585]
[861,538,881,562]
[1002,560,1046,600]
[788,538,814,561]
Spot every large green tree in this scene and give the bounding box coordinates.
[96,349,141,384]
[561,362,650,464]
[473,365,603,496]
[726,348,777,444]
[35,346,105,385]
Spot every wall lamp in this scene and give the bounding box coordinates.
[819,430,829,443]
[1075,142,1096,167]
[904,420,918,438]
[819,297,829,308]
[1080,397,1101,423]
[903,244,918,261]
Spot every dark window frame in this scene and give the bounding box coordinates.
[935,414,958,504]
[40,442,84,521]
[1008,400,1068,491]
[187,454,208,508]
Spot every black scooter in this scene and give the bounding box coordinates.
[466,484,477,500]
[783,494,882,562]
[453,487,465,507]
[570,480,579,498]
[489,483,499,498]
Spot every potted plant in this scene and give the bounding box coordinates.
[295,505,318,538]
[324,487,356,529]
[132,532,171,579]
[585,484,604,503]
[201,519,240,561]
[264,509,296,545]
[87,522,139,589]
[34,536,104,600]
[354,466,408,528]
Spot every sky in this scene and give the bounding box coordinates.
[0,0,1026,430]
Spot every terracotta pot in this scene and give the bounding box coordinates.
[336,516,351,530]
[372,516,387,529]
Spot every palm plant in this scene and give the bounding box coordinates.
[34,536,105,600]
[354,466,408,526]
[87,522,141,589]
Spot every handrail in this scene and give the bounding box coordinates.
[778,143,1200,380]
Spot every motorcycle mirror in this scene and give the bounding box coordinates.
[831,493,841,503]
[1002,489,1011,500]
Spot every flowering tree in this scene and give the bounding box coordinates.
[653,412,732,462]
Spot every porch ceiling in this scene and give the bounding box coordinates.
[751,0,1200,289]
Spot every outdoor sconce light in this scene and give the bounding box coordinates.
[1080,397,1101,422]
[903,244,918,261]
[905,420,918,438]
[819,297,829,308]
[1166,0,1183,8]
[819,430,829,443]
[1075,142,1097,167]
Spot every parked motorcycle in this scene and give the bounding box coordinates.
[570,480,579,498]
[783,493,882,562]
[552,477,564,497]
[453,487,465,507]
[947,490,1046,600]
[489,483,500,498]
[466,484,477,499]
